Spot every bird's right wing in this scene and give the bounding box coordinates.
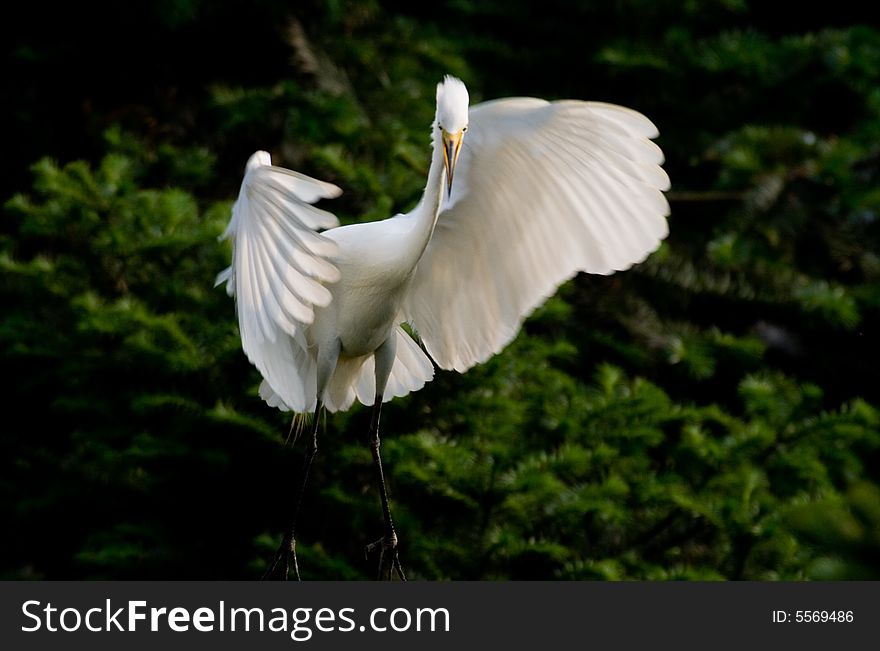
[216,151,341,411]
[403,98,670,372]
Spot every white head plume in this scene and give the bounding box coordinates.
[435,76,469,132]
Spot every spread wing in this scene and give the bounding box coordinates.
[216,151,341,410]
[402,98,670,372]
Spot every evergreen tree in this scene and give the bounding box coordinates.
[2,0,878,579]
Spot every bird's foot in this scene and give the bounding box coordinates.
[262,535,301,581]
[365,531,406,581]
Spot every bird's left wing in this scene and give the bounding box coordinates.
[216,151,341,410]
[402,98,670,372]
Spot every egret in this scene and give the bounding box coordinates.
[217,76,670,580]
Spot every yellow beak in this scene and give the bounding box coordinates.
[442,130,463,198]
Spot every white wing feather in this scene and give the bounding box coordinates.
[403,99,670,372]
[217,151,341,411]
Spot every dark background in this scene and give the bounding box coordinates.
[2,0,879,579]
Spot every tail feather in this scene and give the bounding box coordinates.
[325,326,436,413]
[383,325,435,402]
[256,332,316,412]
[259,326,435,414]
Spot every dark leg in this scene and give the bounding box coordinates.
[365,395,406,581]
[262,403,321,580]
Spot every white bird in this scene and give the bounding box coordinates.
[217,76,670,580]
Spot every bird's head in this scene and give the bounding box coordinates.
[435,75,469,197]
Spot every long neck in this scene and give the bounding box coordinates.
[403,124,447,266]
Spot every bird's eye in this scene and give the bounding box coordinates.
[437,124,443,130]
[462,126,468,132]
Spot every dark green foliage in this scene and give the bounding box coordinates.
[2,1,879,579]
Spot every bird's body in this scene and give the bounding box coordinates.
[322,218,423,357]
[300,214,436,411]
[218,76,670,579]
